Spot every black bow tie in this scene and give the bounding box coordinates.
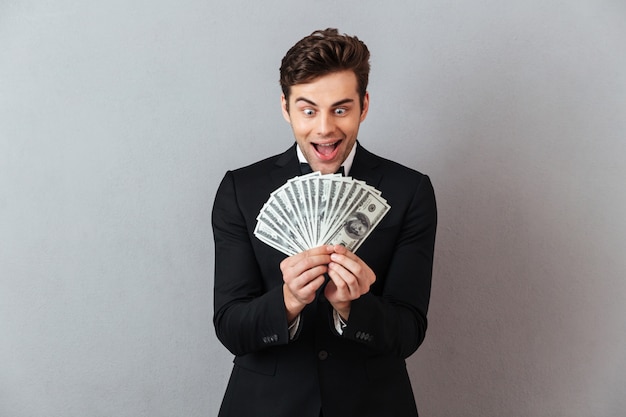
[300,163,345,176]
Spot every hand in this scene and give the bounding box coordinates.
[325,245,376,320]
[280,245,334,322]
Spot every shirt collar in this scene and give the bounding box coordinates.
[296,143,357,176]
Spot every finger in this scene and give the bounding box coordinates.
[295,265,328,287]
[294,274,326,301]
[331,245,365,267]
[284,273,326,307]
[285,264,326,288]
[286,254,332,281]
[284,264,329,299]
[281,245,334,268]
[329,252,362,278]
[330,250,376,288]
[303,274,326,290]
[331,244,353,257]
[327,262,358,298]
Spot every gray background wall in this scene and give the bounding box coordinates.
[1,1,625,416]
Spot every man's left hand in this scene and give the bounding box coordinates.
[324,244,376,321]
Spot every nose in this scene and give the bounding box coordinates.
[317,111,335,137]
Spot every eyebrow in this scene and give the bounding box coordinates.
[294,97,355,107]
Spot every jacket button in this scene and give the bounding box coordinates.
[318,350,329,360]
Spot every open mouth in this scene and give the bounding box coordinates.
[313,140,342,159]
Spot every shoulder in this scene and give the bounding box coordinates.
[357,144,429,181]
[354,145,435,215]
[230,148,289,176]
[222,144,296,188]
[214,145,297,214]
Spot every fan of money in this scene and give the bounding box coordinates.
[254,172,391,256]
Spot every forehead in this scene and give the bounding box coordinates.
[289,71,359,104]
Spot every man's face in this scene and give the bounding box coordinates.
[348,219,367,236]
[281,71,369,174]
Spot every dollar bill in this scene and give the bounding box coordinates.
[254,172,390,256]
[323,189,390,252]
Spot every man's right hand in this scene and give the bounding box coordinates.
[280,245,335,322]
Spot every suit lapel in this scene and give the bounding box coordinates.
[270,143,302,186]
[349,143,383,188]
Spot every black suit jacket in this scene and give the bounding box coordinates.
[212,143,437,417]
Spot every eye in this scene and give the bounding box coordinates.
[303,108,315,116]
[334,108,347,116]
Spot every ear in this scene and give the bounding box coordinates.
[360,91,370,122]
[281,94,291,123]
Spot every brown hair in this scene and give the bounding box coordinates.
[279,28,370,110]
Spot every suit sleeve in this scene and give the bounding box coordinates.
[341,174,437,358]
[212,171,290,356]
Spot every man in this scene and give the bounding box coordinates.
[345,212,371,239]
[212,28,437,417]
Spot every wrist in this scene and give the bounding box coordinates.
[283,284,305,322]
[332,302,351,321]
